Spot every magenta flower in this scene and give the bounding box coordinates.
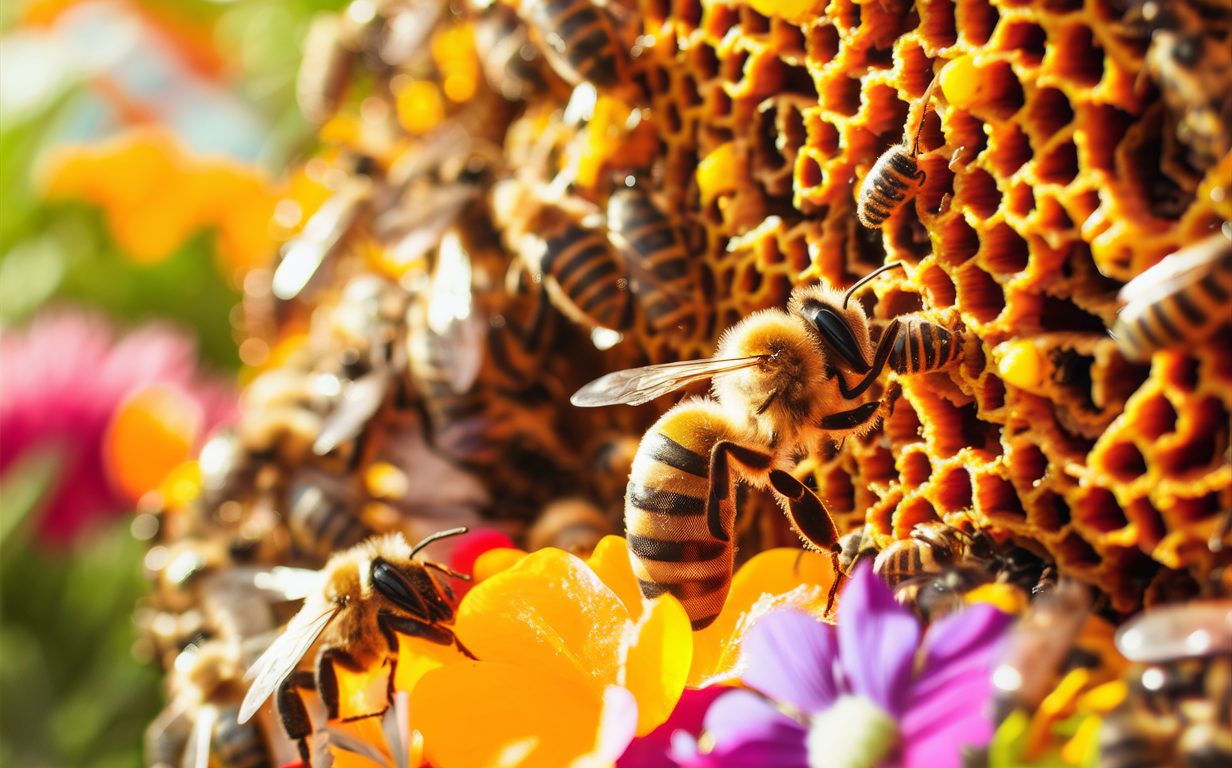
[0,309,236,543]
[619,687,728,768]
[671,566,1013,768]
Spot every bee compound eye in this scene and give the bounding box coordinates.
[1173,35,1203,67]
[371,560,426,616]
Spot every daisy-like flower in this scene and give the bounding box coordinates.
[0,309,235,542]
[673,566,1014,768]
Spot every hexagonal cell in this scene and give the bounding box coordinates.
[1032,490,1072,532]
[722,49,749,83]
[996,20,1046,66]
[863,442,898,486]
[1054,531,1100,567]
[917,157,955,215]
[706,87,732,118]
[1007,182,1036,216]
[1027,88,1074,141]
[1134,394,1179,441]
[1037,195,1074,230]
[918,263,957,308]
[1161,356,1199,393]
[957,0,998,46]
[1036,141,1079,185]
[673,0,702,29]
[822,465,856,512]
[1100,441,1148,482]
[1124,497,1166,552]
[884,395,925,447]
[919,0,958,50]
[933,466,974,512]
[943,109,989,162]
[980,374,1007,411]
[822,74,863,117]
[898,496,940,533]
[1163,397,1228,474]
[988,123,1033,179]
[980,222,1029,275]
[975,60,1025,121]
[1008,441,1048,490]
[934,215,980,266]
[797,152,823,189]
[738,5,770,35]
[863,82,910,139]
[955,262,1006,324]
[1084,104,1133,172]
[1171,492,1221,524]
[702,3,737,39]
[808,23,841,66]
[1077,486,1129,533]
[1053,22,1105,87]
[975,471,1026,519]
[899,449,933,489]
[957,167,1002,220]
[961,334,986,380]
[810,115,841,158]
[691,43,720,80]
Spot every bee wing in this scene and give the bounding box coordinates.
[238,604,339,724]
[253,566,327,601]
[314,373,388,455]
[570,355,766,407]
[272,178,372,300]
[184,704,218,768]
[1118,234,1230,305]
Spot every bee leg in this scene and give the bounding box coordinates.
[767,470,844,617]
[706,442,774,542]
[275,671,316,763]
[818,400,882,432]
[453,635,478,660]
[379,612,458,646]
[837,318,902,400]
[315,647,367,721]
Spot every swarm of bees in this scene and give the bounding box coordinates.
[138,0,1232,765]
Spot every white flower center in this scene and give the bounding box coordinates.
[806,695,900,768]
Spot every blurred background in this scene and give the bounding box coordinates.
[1,0,337,763]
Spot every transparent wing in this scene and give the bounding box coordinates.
[570,355,766,407]
[1119,234,1229,304]
[238,604,338,724]
[253,566,326,601]
[314,373,388,455]
[184,704,218,768]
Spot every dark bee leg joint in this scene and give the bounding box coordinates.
[837,318,902,400]
[768,469,840,554]
[316,647,367,721]
[276,670,317,745]
[707,442,775,542]
[380,612,458,647]
[819,401,882,431]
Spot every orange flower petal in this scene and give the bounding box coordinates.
[105,384,203,501]
[394,634,469,693]
[455,549,628,697]
[334,663,392,720]
[688,547,836,686]
[586,536,644,621]
[622,593,692,736]
[473,547,528,583]
[413,661,602,768]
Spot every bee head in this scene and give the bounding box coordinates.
[788,285,874,374]
[370,558,434,619]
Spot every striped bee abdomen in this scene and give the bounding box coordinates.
[856,148,923,229]
[1113,241,1232,362]
[872,537,954,589]
[521,0,626,87]
[625,401,737,630]
[540,222,633,330]
[887,316,961,375]
[288,473,371,560]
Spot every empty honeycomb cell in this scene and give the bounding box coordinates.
[822,74,863,117]
[988,122,1032,178]
[692,43,720,80]
[864,442,898,486]
[980,374,1007,411]
[918,263,957,308]
[918,0,958,50]
[1032,490,1072,531]
[1008,440,1048,490]
[879,287,925,318]
[887,207,935,263]
[1083,104,1133,172]
[1135,394,1179,441]
[1161,356,1200,394]
[823,465,856,512]
[1037,195,1073,230]
[867,489,903,539]
[1053,23,1105,87]
[884,395,925,447]
[1055,531,1100,567]
[974,471,1027,519]
[808,23,840,66]
[918,109,946,153]
[774,20,807,54]
[899,449,933,489]
[1101,441,1148,483]
[956,0,998,46]
[1171,493,1221,525]
[956,167,1002,220]
[955,263,1006,324]
[1007,182,1035,216]
[797,152,822,188]
[1035,140,1080,185]
[980,222,1029,274]
[942,109,989,163]
[916,156,955,215]
[778,62,818,99]
[1037,295,1106,333]
[703,3,737,39]
[1042,0,1083,11]
[681,75,703,107]
[1027,87,1075,143]
[707,87,733,118]
[1125,497,1166,553]
[973,60,1025,121]
[933,465,974,511]
[995,20,1046,66]
[897,496,940,536]
[1077,486,1129,533]
[830,0,861,32]
[810,114,841,158]
[738,5,770,34]
[935,213,981,266]
[1163,398,1228,475]
[665,102,684,134]
[722,49,750,83]
[1065,189,1100,229]
[674,0,702,30]
[909,384,973,458]
[863,83,911,139]
[896,42,937,98]
[961,334,986,380]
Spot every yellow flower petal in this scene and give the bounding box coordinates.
[394,634,470,693]
[474,547,528,582]
[622,592,692,736]
[688,548,836,686]
[413,661,602,768]
[586,536,644,621]
[456,549,628,697]
[106,385,203,501]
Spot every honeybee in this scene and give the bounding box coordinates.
[472,2,552,101]
[296,14,353,125]
[286,468,373,562]
[237,530,472,763]
[1113,233,1232,363]
[607,184,710,340]
[272,175,374,301]
[492,176,634,332]
[856,77,937,229]
[516,0,628,88]
[526,498,617,557]
[572,271,920,628]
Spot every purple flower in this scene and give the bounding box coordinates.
[671,566,1013,768]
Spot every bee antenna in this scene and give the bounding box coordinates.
[410,527,469,558]
[842,262,907,309]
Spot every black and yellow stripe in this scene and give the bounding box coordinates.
[522,0,626,87]
[856,148,923,228]
[607,188,702,338]
[1114,244,1232,362]
[888,316,961,375]
[287,477,371,560]
[872,537,953,589]
[625,402,736,630]
[541,222,634,330]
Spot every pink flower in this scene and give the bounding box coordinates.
[0,309,235,542]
